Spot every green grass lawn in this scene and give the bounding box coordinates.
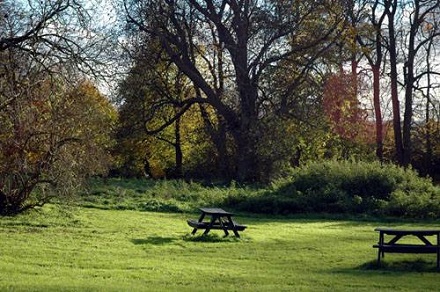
[1,205,440,291]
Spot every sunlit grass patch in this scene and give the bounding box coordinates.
[1,205,440,291]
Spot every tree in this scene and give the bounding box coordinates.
[116,41,196,179]
[351,0,387,161]
[123,0,347,181]
[0,0,117,214]
[0,68,117,215]
[0,0,113,75]
[378,0,440,166]
[410,9,440,176]
[401,0,440,167]
[323,73,368,141]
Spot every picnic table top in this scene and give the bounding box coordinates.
[375,227,440,235]
[199,207,233,216]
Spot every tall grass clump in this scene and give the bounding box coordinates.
[80,178,260,213]
[236,161,440,218]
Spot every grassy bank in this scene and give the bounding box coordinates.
[1,204,440,291]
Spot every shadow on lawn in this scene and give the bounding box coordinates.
[182,233,242,243]
[350,259,440,273]
[131,233,242,245]
[131,236,176,245]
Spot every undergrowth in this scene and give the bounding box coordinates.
[238,161,440,218]
[79,161,440,219]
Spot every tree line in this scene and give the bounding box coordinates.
[117,0,440,181]
[1,0,440,214]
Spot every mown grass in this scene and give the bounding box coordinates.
[1,203,440,291]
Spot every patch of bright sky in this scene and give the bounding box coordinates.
[84,0,118,28]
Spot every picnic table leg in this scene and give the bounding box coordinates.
[219,218,229,237]
[227,215,240,238]
[437,248,439,270]
[191,213,206,235]
[203,215,218,236]
[437,232,440,270]
[377,231,384,265]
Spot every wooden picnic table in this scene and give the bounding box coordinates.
[373,227,440,269]
[187,207,246,238]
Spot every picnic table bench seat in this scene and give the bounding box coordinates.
[187,219,247,231]
[373,243,439,254]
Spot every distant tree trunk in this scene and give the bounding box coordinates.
[371,5,385,163]
[385,0,439,167]
[372,65,384,162]
[385,0,404,165]
[143,157,152,178]
[351,57,358,98]
[0,190,8,215]
[401,2,418,167]
[174,115,183,178]
[355,0,385,162]
[424,40,433,174]
[425,82,433,174]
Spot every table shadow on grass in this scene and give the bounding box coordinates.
[131,236,177,245]
[131,233,244,246]
[182,233,243,243]
[338,259,439,274]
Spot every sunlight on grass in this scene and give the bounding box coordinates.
[1,205,440,291]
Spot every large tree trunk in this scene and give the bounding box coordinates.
[229,5,260,182]
[199,105,231,179]
[233,80,260,182]
[234,129,259,182]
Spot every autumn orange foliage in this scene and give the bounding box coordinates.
[323,73,374,144]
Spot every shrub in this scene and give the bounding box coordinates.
[81,164,440,219]
[236,161,440,218]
